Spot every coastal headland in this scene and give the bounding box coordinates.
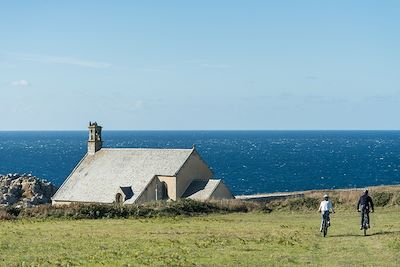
[1,176,399,266]
[1,204,399,266]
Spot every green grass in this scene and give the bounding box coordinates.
[1,208,400,267]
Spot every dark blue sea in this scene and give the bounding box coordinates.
[1,131,400,195]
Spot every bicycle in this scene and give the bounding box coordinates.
[359,207,372,236]
[321,211,330,237]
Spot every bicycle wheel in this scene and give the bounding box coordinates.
[323,221,328,237]
[363,214,369,236]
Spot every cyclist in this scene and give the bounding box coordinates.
[357,189,374,230]
[318,194,335,232]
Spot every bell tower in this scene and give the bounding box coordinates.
[88,121,103,155]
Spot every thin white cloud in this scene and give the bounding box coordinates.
[19,54,111,69]
[10,79,29,87]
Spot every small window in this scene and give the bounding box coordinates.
[115,193,124,204]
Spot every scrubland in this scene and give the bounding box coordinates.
[0,186,399,266]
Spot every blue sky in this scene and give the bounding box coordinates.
[1,1,399,130]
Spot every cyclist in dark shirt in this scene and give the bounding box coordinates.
[357,190,374,230]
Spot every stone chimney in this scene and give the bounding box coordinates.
[88,121,103,155]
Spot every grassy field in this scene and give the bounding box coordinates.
[0,207,399,267]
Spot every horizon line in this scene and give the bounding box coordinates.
[1,129,400,132]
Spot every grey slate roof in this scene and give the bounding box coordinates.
[52,148,194,203]
[182,179,221,200]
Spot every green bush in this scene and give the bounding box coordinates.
[393,193,400,206]
[266,197,320,211]
[372,191,393,207]
[2,189,398,221]
[5,206,21,217]
[1,199,269,220]
[0,209,14,220]
[287,197,319,211]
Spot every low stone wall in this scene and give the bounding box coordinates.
[0,173,58,207]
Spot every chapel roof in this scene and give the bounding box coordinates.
[182,179,222,200]
[52,148,194,203]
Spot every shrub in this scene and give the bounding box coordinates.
[372,192,393,207]
[211,199,268,213]
[5,199,271,220]
[5,206,21,217]
[1,188,399,221]
[0,208,14,220]
[393,193,400,206]
[286,197,319,211]
[266,197,319,211]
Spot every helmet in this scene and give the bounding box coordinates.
[323,194,329,199]
[364,189,369,195]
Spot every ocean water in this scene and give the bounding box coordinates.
[1,131,400,195]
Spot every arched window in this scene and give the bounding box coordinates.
[115,193,124,204]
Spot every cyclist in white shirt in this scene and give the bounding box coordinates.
[318,194,335,232]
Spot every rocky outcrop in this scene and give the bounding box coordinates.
[0,173,58,207]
